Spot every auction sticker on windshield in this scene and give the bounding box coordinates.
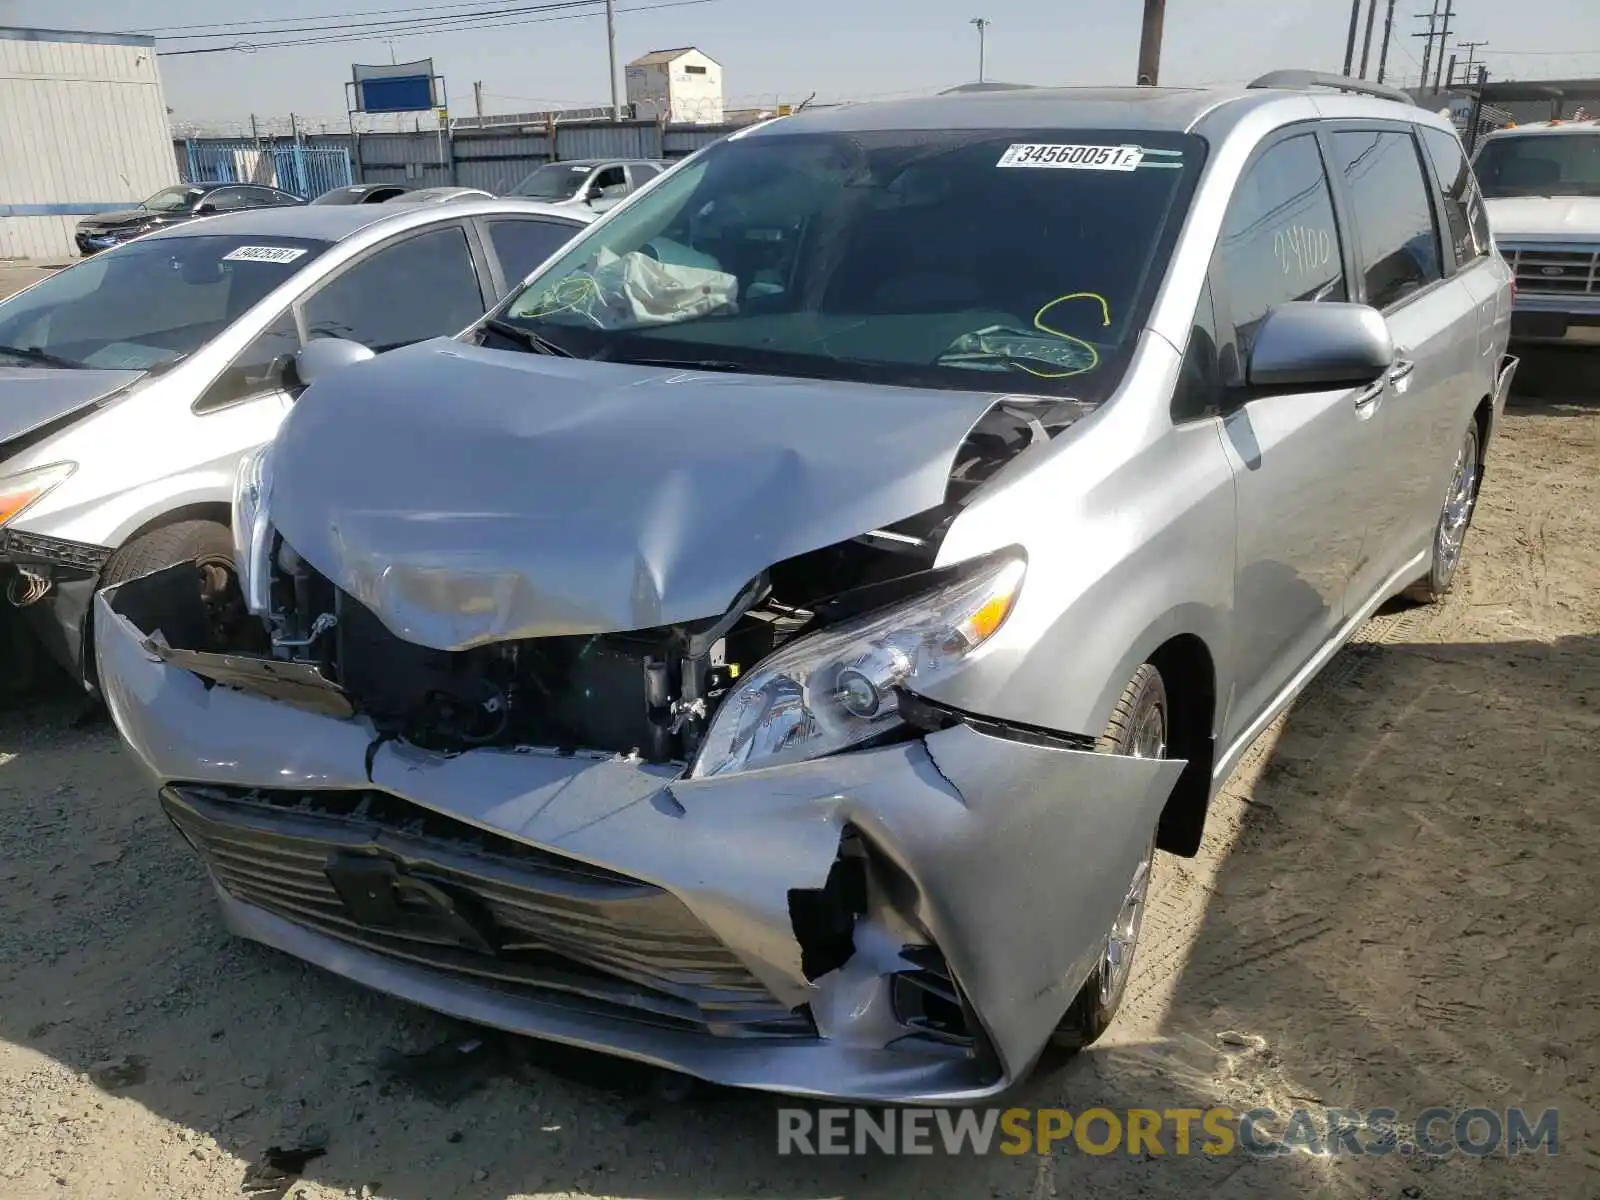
[221,245,309,264]
[997,144,1145,171]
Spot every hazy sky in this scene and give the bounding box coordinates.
[13,0,1600,126]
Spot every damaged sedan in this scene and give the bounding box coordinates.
[97,77,1513,1102]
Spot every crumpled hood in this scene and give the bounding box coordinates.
[268,340,1006,650]
[0,366,146,449]
[1486,195,1600,240]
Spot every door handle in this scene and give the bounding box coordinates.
[1389,357,1416,384]
[1354,378,1385,408]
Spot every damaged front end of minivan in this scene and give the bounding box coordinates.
[96,344,1184,1103]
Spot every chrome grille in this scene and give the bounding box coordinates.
[163,784,813,1038]
[1503,244,1600,295]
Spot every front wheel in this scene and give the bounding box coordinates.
[1050,663,1167,1051]
[1405,420,1481,604]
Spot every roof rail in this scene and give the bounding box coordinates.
[1248,70,1415,107]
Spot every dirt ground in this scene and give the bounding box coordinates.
[1,324,1597,1196]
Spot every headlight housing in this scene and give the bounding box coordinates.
[232,443,274,614]
[0,461,76,529]
[690,554,1026,779]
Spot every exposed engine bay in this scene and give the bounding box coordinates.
[252,398,1081,762]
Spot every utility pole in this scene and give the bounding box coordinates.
[1359,0,1378,78]
[1343,0,1363,75]
[1445,52,1458,88]
[1136,0,1166,85]
[1415,0,1441,93]
[1432,0,1455,92]
[1457,39,1488,87]
[604,0,621,120]
[473,81,483,120]
[970,17,990,84]
[1376,0,1398,83]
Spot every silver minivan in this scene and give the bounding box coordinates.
[98,73,1516,1104]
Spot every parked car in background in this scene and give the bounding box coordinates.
[96,72,1516,1103]
[508,158,668,212]
[74,183,303,256]
[384,187,496,205]
[1473,119,1600,345]
[311,183,412,205]
[0,198,596,695]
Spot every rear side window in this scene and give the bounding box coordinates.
[1419,126,1488,268]
[1216,133,1347,355]
[1330,130,1443,310]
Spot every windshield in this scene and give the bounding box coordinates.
[492,128,1204,399]
[0,234,330,371]
[142,185,204,213]
[1475,132,1600,198]
[511,163,593,201]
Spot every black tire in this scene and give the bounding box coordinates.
[1405,420,1482,605]
[87,519,238,689]
[100,520,235,590]
[1050,663,1167,1051]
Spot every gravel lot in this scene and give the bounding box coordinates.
[1,260,1596,1197]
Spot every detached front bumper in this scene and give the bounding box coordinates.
[97,567,1183,1104]
[0,530,112,687]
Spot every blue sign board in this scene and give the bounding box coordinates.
[351,59,440,114]
[357,75,435,113]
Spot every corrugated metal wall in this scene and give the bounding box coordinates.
[452,133,549,195]
[0,31,178,261]
[174,120,745,200]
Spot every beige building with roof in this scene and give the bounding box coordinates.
[624,47,723,125]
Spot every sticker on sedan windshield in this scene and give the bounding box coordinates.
[996,144,1145,171]
[221,245,309,264]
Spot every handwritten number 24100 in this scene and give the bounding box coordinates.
[1274,225,1332,278]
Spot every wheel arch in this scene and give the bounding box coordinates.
[1144,632,1219,858]
[111,501,233,554]
[80,504,235,693]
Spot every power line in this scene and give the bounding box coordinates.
[157,0,717,55]
[152,0,601,42]
[134,0,531,36]
[1488,47,1600,56]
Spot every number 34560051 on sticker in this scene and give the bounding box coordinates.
[997,144,1145,171]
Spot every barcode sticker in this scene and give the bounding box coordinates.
[221,245,309,264]
[997,144,1145,171]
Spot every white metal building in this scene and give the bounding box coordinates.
[625,48,724,125]
[0,27,179,261]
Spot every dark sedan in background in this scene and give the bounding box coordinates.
[74,182,304,256]
[311,183,413,205]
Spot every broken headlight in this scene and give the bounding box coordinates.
[231,443,274,614]
[690,555,1026,778]
[0,461,76,530]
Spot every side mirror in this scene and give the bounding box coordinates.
[1246,302,1395,393]
[195,202,218,215]
[294,338,375,389]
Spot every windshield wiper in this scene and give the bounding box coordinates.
[483,317,574,357]
[598,355,751,373]
[0,344,79,368]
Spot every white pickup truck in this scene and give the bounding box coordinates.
[1474,119,1600,345]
